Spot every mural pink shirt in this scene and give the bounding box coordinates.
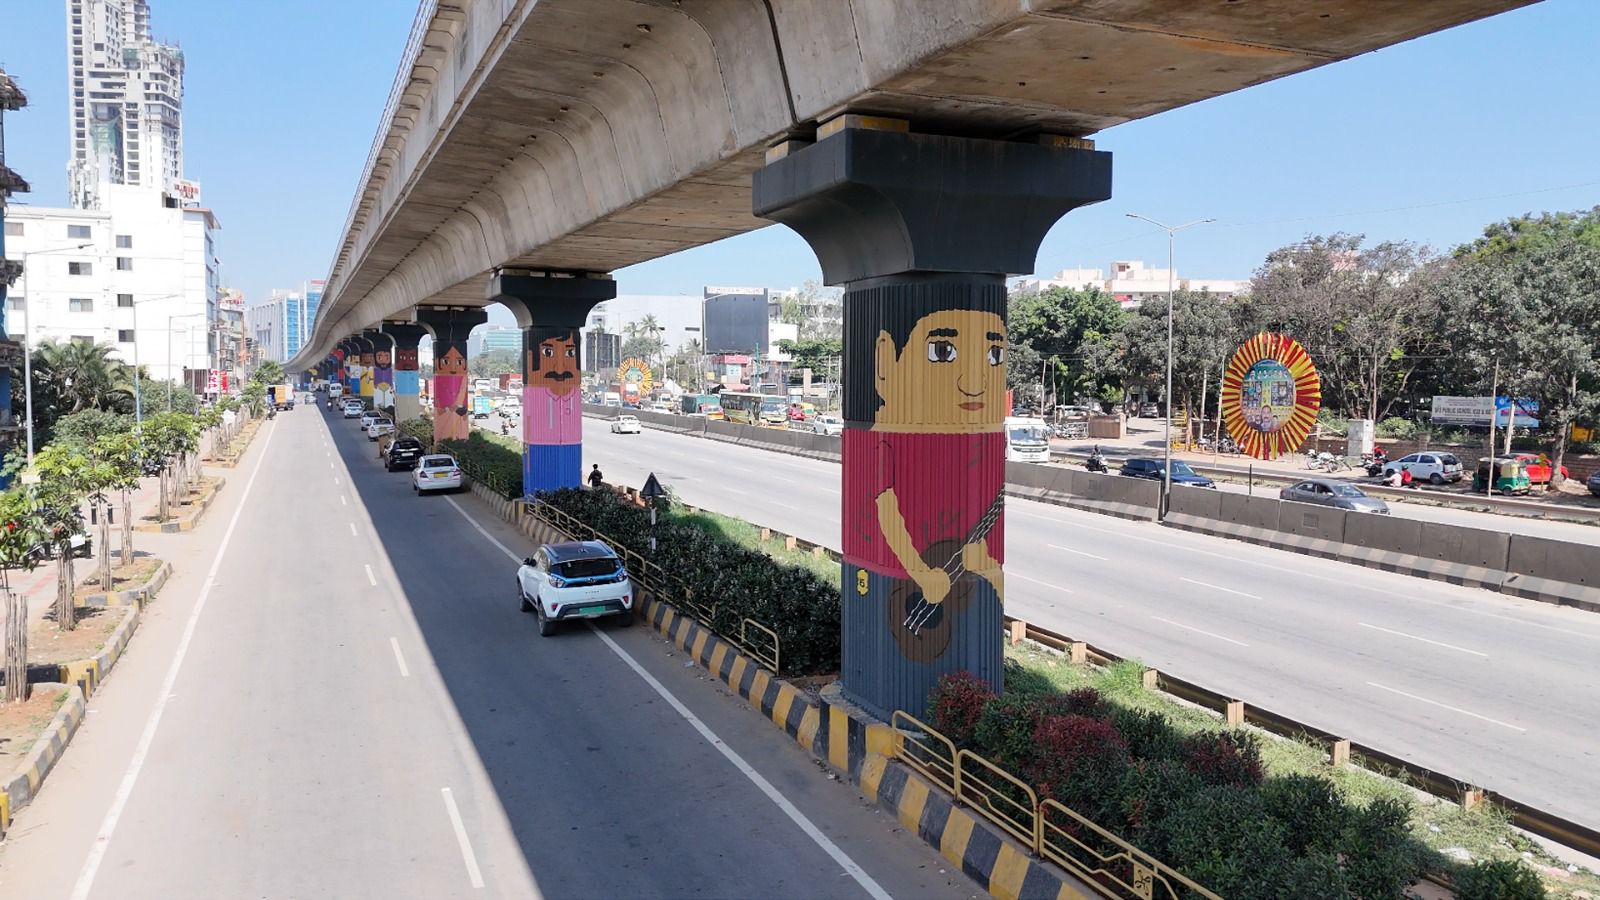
[523,386,582,445]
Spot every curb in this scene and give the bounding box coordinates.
[635,594,1090,900]
[1,604,142,837]
[77,559,172,608]
[135,478,226,533]
[205,421,264,468]
[0,686,87,838]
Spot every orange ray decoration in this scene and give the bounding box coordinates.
[1220,332,1321,460]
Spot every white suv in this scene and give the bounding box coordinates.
[517,541,634,636]
[1383,452,1464,485]
[342,400,365,418]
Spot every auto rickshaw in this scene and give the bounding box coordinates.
[1473,456,1532,495]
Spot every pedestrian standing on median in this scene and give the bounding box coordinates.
[588,464,604,489]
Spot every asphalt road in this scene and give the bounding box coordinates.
[0,407,980,900]
[533,413,1600,830]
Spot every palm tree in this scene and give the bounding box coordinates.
[33,339,135,414]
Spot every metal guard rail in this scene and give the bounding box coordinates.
[890,712,1221,900]
[525,498,784,676]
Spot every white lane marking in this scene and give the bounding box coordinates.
[340,495,347,506]
[1365,681,1526,732]
[446,494,893,900]
[590,625,894,900]
[1150,615,1250,648]
[1357,622,1488,657]
[441,788,485,889]
[1012,572,1074,594]
[349,522,358,537]
[70,418,280,900]
[773,501,801,511]
[335,476,341,486]
[390,637,410,678]
[365,564,377,587]
[1178,576,1262,601]
[1046,543,1108,561]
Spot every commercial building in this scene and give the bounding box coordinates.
[1013,261,1247,308]
[5,183,219,383]
[67,0,186,210]
[245,281,327,363]
[584,330,620,372]
[477,324,521,355]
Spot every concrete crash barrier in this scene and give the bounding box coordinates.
[1339,513,1428,572]
[1502,535,1600,612]
[1006,465,1158,521]
[1275,503,1349,560]
[1412,524,1509,591]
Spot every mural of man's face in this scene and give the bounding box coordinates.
[874,309,1006,431]
[530,331,579,396]
[397,348,418,369]
[437,346,467,375]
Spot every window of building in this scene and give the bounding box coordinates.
[117,293,134,308]
[116,257,133,271]
[118,329,136,343]
[7,297,23,311]
[70,298,94,313]
[68,224,92,239]
[115,234,132,249]
[2,221,21,237]
[68,261,93,276]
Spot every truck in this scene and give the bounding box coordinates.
[497,372,523,392]
[472,395,493,419]
[473,378,495,394]
[268,384,295,411]
[678,394,723,419]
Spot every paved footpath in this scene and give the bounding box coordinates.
[0,405,981,900]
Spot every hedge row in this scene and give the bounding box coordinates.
[929,671,1453,900]
[541,488,841,675]
[440,432,522,498]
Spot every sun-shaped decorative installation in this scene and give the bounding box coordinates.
[1220,332,1321,460]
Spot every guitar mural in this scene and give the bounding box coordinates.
[842,289,1008,716]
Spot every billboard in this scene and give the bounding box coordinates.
[172,178,202,205]
[1429,396,1539,428]
[704,292,769,354]
[1220,332,1322,460]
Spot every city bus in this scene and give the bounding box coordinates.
[720,392,787,426]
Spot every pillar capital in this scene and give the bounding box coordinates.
[753,127,1111,284]
[382,321,428,352]
[414,305,488,345]
[487,270,616,328]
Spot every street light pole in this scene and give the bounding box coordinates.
[18,241,93,465]
[166,311,204,410]
[1125,214,1214,518]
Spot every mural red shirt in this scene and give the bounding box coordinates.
[842,429,1005,578]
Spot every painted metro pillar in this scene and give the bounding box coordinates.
[330,348,347,394]
[414,306,487,444]
[488,271,616,497]
[357,332,378,403]
[367,329,396,412]
[383,322,428,423]
[339,337,362,398]
[753,122,1111,718]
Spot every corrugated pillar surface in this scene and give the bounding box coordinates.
[841,276,1007,720]
[521,325,584,494]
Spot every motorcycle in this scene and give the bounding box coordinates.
[1084,448,1108,474]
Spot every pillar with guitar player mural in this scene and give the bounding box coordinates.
[488,270,616,497]
[754,118,1111,718]
[414,306,488,444]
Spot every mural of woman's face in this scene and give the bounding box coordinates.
[437,346,468,375]
[530,330,579,396]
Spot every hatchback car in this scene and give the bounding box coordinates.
[1383,452,1464,485]
[517,541,634,636]
[341,400,365,418]
[1279,478,1389,514]
[1120,457,1214,487]
[366,417,394,441]
[610,415,642,434]
[811,414,844,436]
[412,455,463,493]
[1512,452,1568,485]
[385,437,425,471]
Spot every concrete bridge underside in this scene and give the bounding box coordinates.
[293,0,1530,368]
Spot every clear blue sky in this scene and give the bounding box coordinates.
[5,0,1597,329]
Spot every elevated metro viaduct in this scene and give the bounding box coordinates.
[292,0,1533,718]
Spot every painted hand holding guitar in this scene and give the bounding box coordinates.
[889,491,1004,663]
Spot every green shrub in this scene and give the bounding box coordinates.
[1281,851,1353,899]
[972,693,1053,773]
[541,488,841,675]
[1453,859,1546,900]
[1109,707,1184,763]
[52,409,134,449]
[398,417,433,447]
[1259,774,1349,855]
[1159,786,1295,900]
[441,432,522,498]
[1337,796,1429,900]
[1116,759,1203,852]
[1376,416,1417,440]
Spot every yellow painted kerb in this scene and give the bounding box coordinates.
[728,656,748,693]
[859,754,888,799]
[771,686,796,730]
[897,777,930,832]
[690,630,709,661]
[827,706,848,770]
[750,670,771,708]
[796,706,821,751]
[940,808,976,867]
[709,643,728,676]
[989,843,1032,900]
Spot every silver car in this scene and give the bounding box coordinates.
[1279,478,1389,514]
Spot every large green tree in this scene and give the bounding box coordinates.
[468,348,519,379]
[1245,234,1447,422]
[251,359,286,385]
[1121,290,1240,440]
[1007,287,1128,410]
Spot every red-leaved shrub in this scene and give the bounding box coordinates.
[927,671,995,748]
[1181,729,1265,789]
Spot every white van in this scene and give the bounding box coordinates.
[1004,416,1052,462]
[328,383,345,399]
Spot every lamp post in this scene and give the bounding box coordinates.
[1125,214,1214,518]
[128,292,184,428]
[166,311,205,410]
[17,241,93,465]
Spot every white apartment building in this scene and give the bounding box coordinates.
[582,294,705,356]
[246,295,286,364]
[1013,261,1247,308]
[66,0,186,209]
[5,183,218,382]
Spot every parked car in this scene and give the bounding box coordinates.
[517,541,634,636]
[1119,457,1214,488]
[610,415,642,434]
[1588,470,1600,498]
[811,414,844,436]
[341,400,365,418]
[412,454,463,494]
[385,437,425,471]
[1139,402,1160,417]
[1512,452,1568,485]
[1382,452,1464,485]
[1279,478,1390,514]
[499,397,522,417]
[366,417,395,441]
